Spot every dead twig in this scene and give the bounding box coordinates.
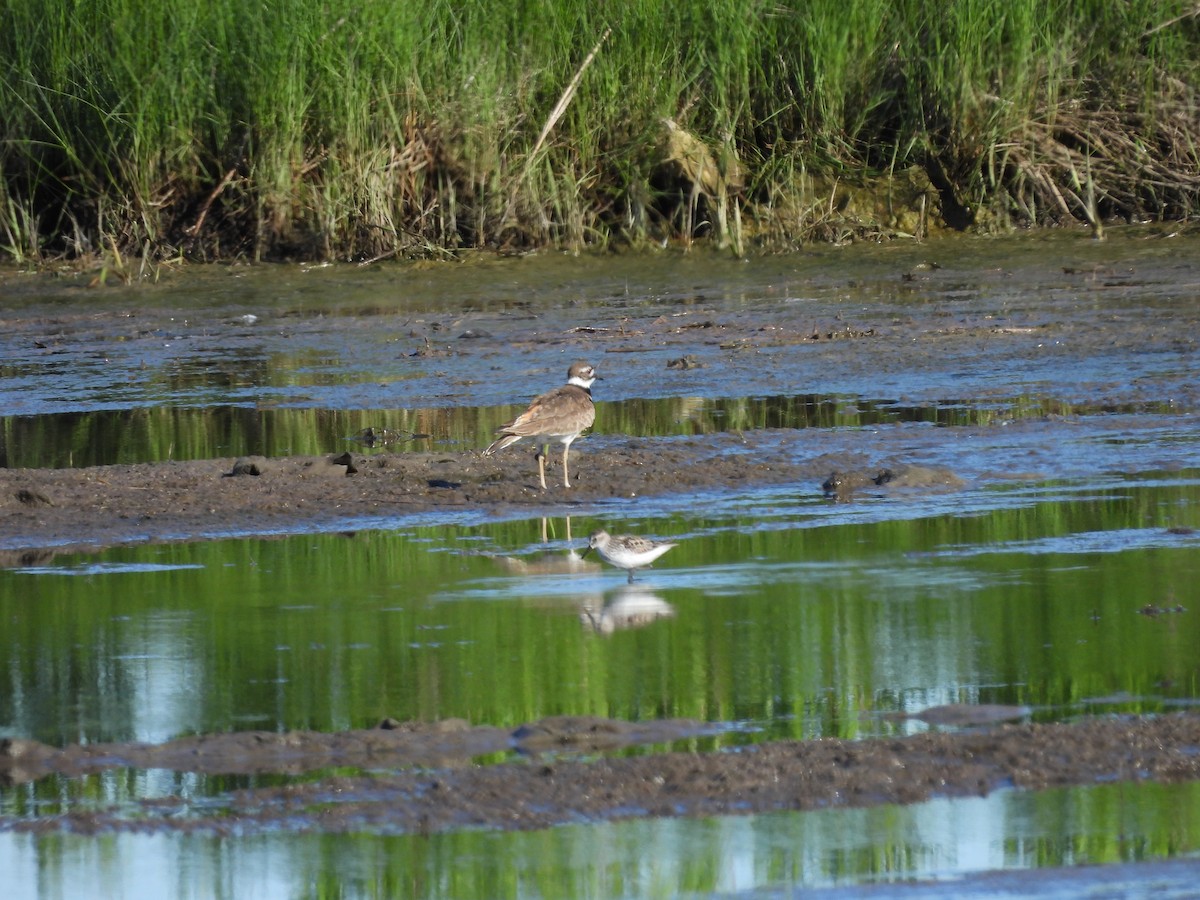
[1145,3,1200,36]
[186,168,238,237]
[502,27,612,226]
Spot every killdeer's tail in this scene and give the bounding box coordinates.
[483,432,523,456]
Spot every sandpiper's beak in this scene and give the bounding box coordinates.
[580,546,593,558]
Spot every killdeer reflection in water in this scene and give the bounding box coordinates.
[583,529,678,583]
[483,361,598,490]
[493,516,600,576]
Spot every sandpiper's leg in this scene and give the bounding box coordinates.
[627,568,636,584]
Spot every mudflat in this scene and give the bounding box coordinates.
[3,232,1200,837]
[0,429,968,561]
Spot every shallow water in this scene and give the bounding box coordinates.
[2,229,1200,896]
[4,474,1199,747]
[4,781,1200,898]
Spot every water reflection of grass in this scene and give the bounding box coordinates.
[5,479,1198,751]
[1,393,1183,468]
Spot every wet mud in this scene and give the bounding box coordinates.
[0,433,961,558]
[4,713,1200,835]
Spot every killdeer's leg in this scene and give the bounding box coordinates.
[532,444,550,490]
[562,443,572,488]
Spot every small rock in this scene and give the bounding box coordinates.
[298,454,358,478]
[227,458,265,477]
[330,452,358,474]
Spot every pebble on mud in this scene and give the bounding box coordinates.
[226,458,268,477]
[823,464,965,500]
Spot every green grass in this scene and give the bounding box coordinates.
[0,0,1197,263]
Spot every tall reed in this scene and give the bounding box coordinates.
[0,0,1196,263]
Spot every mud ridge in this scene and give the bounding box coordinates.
[0,432,963,555]
[3,713,1199,835]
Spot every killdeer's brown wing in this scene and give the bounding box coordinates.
[501,384,594,439]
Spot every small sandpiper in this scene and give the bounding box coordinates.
[583,529,678,583]
[484,361,598,490]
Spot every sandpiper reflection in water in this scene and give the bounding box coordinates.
[580,584,675,635]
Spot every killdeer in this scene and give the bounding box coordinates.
[582,529,678,583]
[493,516,600,575]
[484,361,598,490]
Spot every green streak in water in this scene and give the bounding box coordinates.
[3,475,1200,894]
